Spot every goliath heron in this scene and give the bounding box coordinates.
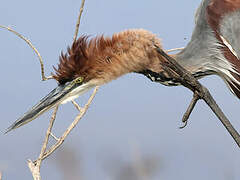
[6,0,240,132]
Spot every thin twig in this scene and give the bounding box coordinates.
[73,0,86,42]
[166,47,184,53]
[155,46,240,148]
[0,25,52,81]
[37,106,59,166]
[34,0,98,162]
[4,0,97,179]
[50,132,60,141]
[35,86,99,162]
[28,106,58,180]
[32,0,96,168]
[72,100,83,112]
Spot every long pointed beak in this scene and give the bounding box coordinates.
[5,80,92,133]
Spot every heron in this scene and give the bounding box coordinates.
[6,0,240,133]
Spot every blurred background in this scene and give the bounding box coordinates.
[0,0,239,179]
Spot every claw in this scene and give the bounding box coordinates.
[179,120,188,129]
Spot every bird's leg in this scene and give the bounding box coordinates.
[140,67,199,128]
[155,45,240,147]
[160,65,201,128]
[180,92,200,129]
[161,61,202,128]
[139,69,180,86]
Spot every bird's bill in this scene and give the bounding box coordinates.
[5,77,92,133]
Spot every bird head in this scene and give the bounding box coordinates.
[6,36,100,133]
[6,29,164,133]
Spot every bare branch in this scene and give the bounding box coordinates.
[0,25,52,81]
[72,100,83,112]
[37,106,59,165]
[33,0,100,163]
[30,0,99,171]
[50,132,60,141]
[28,106,58,180]
[35,86,99,162]
[3,0,99,179]
[155,46,240,148]
[28,159,41,180]
[166,47,184,53]
[73,0,86,42]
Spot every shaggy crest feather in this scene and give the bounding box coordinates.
[52,29,164,85]
[53,36,90,84]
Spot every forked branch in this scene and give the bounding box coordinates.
[0,0,99,179]
[34,86,99,162]
[155,46,240,148]
[27,0,97,179]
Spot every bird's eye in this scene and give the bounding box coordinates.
[74,77,84,84]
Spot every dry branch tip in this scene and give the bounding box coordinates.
[0,25,52,81]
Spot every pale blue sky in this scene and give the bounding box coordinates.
[0,1,239,179]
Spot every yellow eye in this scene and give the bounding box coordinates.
[74,77,84,84]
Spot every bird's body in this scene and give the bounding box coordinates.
[6,0,240,132]
[176,0,240,98]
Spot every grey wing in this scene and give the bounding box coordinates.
[219,10,240,59]
[206,0,240,59]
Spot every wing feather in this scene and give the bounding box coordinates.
[206,0,240,98]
